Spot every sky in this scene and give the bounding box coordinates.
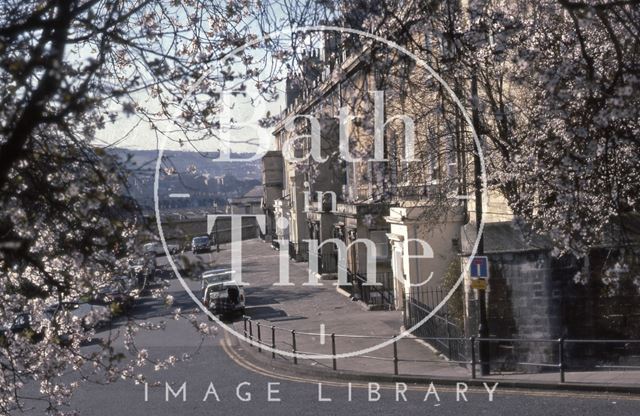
[93,69,287,154]
[92,5,297,154]
[94,86,285,154]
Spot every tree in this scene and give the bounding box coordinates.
[0,0,330,413]
[417,0,640,256]
[329,0,640,257]
[489,0,640,256]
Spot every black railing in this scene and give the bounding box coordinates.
[242,316,640,385]
[321,250,338,274]
[409,286,453,309]
[405,296,467,362]
[288,241,296,260]
[308,250,340,275]
[341,270,395,309]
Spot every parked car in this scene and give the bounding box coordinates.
[200,270,244,316]
[1,301,112,349]
[45,302,111,330]
[143,241,179,256]
[200,268,234,291]
[0,313,44,346]
[129,254,156,289]
[94,275,140,311]
[191,236,211,253]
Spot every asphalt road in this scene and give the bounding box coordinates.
[21,249,640,415]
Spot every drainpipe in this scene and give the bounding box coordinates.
[472,71,490,376]
[413,224,420,289]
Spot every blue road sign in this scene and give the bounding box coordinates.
[470,256,489,279]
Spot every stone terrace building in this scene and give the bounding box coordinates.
[263,2,640,371]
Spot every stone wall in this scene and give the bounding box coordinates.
[145,216,261,249]
[461,220,640,372]
[461,221,564,372]
[484,251,563,372]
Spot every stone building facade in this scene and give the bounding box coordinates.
[260,4,640,371]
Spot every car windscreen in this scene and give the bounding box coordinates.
[207,283,225,292]
[204,274,233,285]
[193,237,208,244]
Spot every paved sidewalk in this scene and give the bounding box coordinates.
[204,239,640,389]
[206,239,467,377]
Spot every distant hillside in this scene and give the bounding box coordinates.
[107,148,263,211]
[109,148,262,180]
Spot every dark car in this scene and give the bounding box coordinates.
[45,302,111,330]
[94,276,140,311]
[191,236,211,253]
[0,311,71,347]
[0,313,44,347]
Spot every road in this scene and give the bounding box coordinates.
[23,246,640,415]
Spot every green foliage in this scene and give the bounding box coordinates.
[110,302,124,317]
[441,259,464,327]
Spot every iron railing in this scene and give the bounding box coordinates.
[242,316,640,385]
[339,270,395,309]
[308,249,338,275]
[409,286,456,309]
[288,241,296,260]
[405,296,467,362]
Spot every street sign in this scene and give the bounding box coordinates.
[470,279,487,290]
[470,256,489,279]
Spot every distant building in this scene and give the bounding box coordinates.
[229,185,263,215]
[262,150,284,241]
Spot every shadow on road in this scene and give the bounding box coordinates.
[244,306,287,320]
